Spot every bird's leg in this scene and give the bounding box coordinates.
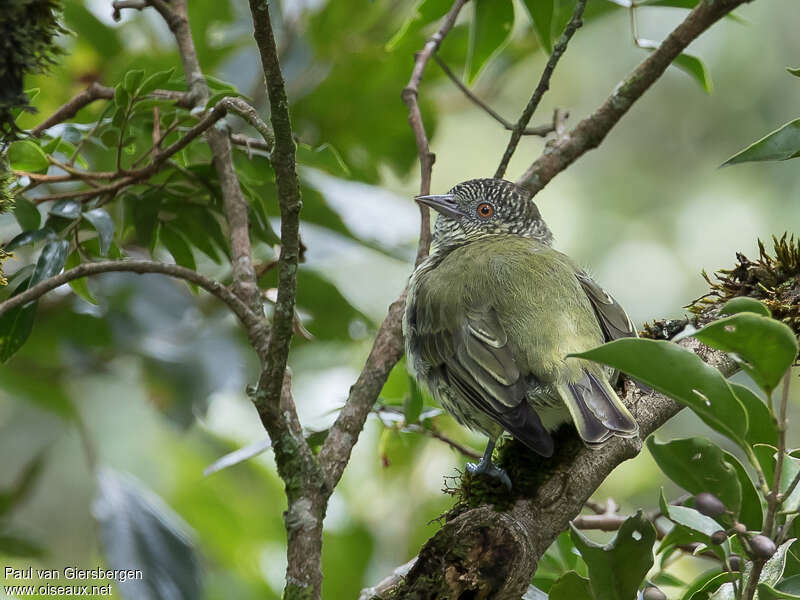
[465,437,512,490]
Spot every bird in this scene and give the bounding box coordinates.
[403,178,639,488]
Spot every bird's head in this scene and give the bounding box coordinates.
[415,178,553,249]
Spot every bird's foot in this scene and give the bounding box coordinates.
[465,459,512,490]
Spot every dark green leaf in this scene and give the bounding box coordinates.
[788,67,800,78]
[673,53,713,93]
[65,251,98,305]
[296,143,351,177]
[682,571,732,600]
[205,75,238,93]
[31,240,69,285]
[780,454,800,514]
[158,225,197,292]
[660,489,725,538]
[571,338,748,444]
[723,449,763,530]
[129,192,162,248]
[720,297,771,317]
[759,583,800,600]
[0,532,45,558]
[0,451,47,517]
[570,512,656,600]
[92,469,204,600]
[0,301,36,363]
[124,69,145,94]
[549,571,594,600]
[139,68,176,96]
[687,312,798,394]
[404,376,424,424]
[8,140,49,173]
[522,0,554,53]
[4,227,54,251]
[114,84,130,108]
[13,197,41,231]
[82,208,114,256]
[49,199,82,220]
[724,118,800,166]
[648,437,742,517]
[778,575,800,595]
[386,0,451,51]
[467,0,514,82]
[730,383,778,447]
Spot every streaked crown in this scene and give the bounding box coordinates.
[416,178,552,249]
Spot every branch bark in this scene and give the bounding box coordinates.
[0,260,266,346]
[516,0,751,196]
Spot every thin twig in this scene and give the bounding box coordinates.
[404,424,481,460]
[495,0,587,179]
[401,0,469,265]
[0,259,263,337]
[432,55,555,137]
[516,0,751,196]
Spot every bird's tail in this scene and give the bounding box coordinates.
[557,370,638,447]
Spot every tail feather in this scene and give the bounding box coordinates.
[560,371,638,447]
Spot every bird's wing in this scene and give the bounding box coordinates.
[575,272,637,341]
[418,305,554,456]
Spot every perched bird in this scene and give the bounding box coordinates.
[403,178,638,487]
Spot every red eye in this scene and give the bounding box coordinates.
[477,203,494,218]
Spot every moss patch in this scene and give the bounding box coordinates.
[687,234,800,335]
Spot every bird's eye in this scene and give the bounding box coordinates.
[477,203,494,218]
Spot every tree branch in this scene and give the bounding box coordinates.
[0,260,265,342]
[402,0,469,265]
[432,55,556,138]
[516,0,751,195]
[495,0,587,179]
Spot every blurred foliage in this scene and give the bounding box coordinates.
[0,0,797,599]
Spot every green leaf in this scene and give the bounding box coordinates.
[788,67,800,78]
[571,338,748,444]
[660,489,725,538]
[8,140,49,173]
[522,0,554,53]
[759,584,800,600]
[82,208,114,256]
[686,312,798,394]
[114,84,130,108]
[404,376,424,424]
[570,512,656,600]
[296,143,351,177]
[549,571,594,600]
[730,383,778,447]
[386,0,451,51]
[124,69,145,94]
[4,227,54,252]
[205,75,238,93]
[30,239,69,286]
[139,68,176,96]
[65,252,98,305]
[0,296,36,363]
[724,118,800,166]
[682,570,731,600]
[780,454,800,514]
[203,439,271,477]
[49,199,82,220]
[13,197,41,231]
[778,575,800,595]
[0,532,45,558]
[721,297,771,317]
[712,540,796,600]
[648,437,742,517]
[158,225,197,292]
[466,0,514,82]
[0,451,47,517]
[92,469,204,600]
[673,52,713,93]
[724,449,763,530]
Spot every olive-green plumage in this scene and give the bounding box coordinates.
[403,178,637,484]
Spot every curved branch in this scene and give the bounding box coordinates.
[516,0,750,195]
[0,260,264,338]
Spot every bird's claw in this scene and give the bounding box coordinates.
[465,460,512,490]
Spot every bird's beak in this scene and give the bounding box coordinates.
[414,194,463,218]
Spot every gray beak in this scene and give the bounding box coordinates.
[414,194,463,219]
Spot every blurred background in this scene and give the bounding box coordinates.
[1,0,799,598]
